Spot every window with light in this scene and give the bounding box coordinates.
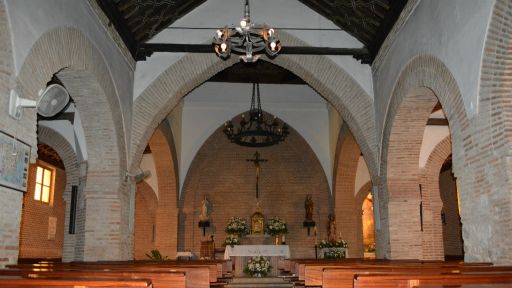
[34,165,53,203]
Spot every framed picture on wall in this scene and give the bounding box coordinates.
[0,131,30,192]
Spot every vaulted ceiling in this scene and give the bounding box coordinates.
[96,0,408,64]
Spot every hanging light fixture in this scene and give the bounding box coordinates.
[223,83,289,147]
[212,0,281,63]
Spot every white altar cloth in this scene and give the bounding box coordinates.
[224,245,290,260]
[224,245,290,276]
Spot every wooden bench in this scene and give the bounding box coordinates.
[0,269,186,288]
[5,263,209,288]
[353,272,512,288]
[0,275,153,287]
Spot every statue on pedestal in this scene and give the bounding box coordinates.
[327,213,336,243]
[199,195,210,222]
[303,194,316,235]
[305,194,314,221]
[198,195,210,236]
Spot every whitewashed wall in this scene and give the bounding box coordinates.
[374,0,494,139]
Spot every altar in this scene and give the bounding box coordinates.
[224,245,290,277]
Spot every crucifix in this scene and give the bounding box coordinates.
[246,151,267,199]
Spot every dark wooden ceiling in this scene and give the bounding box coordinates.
[37,143,65,170]
[96,0,408,64]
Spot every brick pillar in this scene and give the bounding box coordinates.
[334,126,364,257]
[149,128,178,258]
[385,89,438,260]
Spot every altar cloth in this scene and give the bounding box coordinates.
[224,245,290,260]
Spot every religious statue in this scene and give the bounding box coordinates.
[199,195,210,222]
[246,151,267,199]
[305,194,314,221]
[327,213,337,243]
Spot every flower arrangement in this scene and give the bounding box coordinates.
[223,234,240,247]
[225,217,250,237]
[319,238,348,259]
[319,239,348,249]
[243,255,272,277]
[324,248,345,259]
[265,217,288,236]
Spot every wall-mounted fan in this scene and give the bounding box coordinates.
[9,84,70,120]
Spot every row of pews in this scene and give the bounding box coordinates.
[0,259,233,287]
[279,258,512,287]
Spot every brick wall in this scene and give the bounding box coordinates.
[18,161,66,258]
[0,0,36,268]
[439,169,463,257]
[179,122,331,259]
[385,88,439,260]
[418,135,452,260]
[134,182,158,259]
[148,126,178,259]
[334,125,364,257]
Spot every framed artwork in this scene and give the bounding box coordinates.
[0,131,30,192]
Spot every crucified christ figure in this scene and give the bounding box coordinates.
[246,151,267,199]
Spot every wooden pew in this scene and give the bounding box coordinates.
[321,265,512,288]
[5,263,209,288]
[353,273,512,288]
[0,275,152,287]
[0,269,185,288]
[299,259,493,286]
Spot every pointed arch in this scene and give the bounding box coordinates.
[17,27,129,261]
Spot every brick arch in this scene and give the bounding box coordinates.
[134,181,158,259]
[147,124,178,258]
[179,114,331,258]
[16,27,130,261]
[130,32,377,182]
[333,124,364,257]
[473,0,512,264]
[37,126,79,261]
[420,135,452,260]
[379,54,471,260]
[355,181,374,256]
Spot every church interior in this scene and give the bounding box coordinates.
[0,0,511,287]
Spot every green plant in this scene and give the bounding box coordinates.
[145,249,168,260]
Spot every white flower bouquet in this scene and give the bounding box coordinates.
[225,217,250,237]
[265,217,287,236]
[223,234,240,247]
[243,255,272,277]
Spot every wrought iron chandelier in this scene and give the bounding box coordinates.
[212,0,281,63]
[223,83,289,147]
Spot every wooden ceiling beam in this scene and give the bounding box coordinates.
[95,0,138,58]
[367,0,408,63]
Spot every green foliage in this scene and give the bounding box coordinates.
[145,249,168,260]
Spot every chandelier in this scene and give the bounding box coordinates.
[223,83,289,147]
[212,0,281,63]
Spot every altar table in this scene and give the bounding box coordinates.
[224,245,290,276]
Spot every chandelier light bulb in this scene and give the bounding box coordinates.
[270,41,276,51]
[221,42,227,52]
[240,19,247,28]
